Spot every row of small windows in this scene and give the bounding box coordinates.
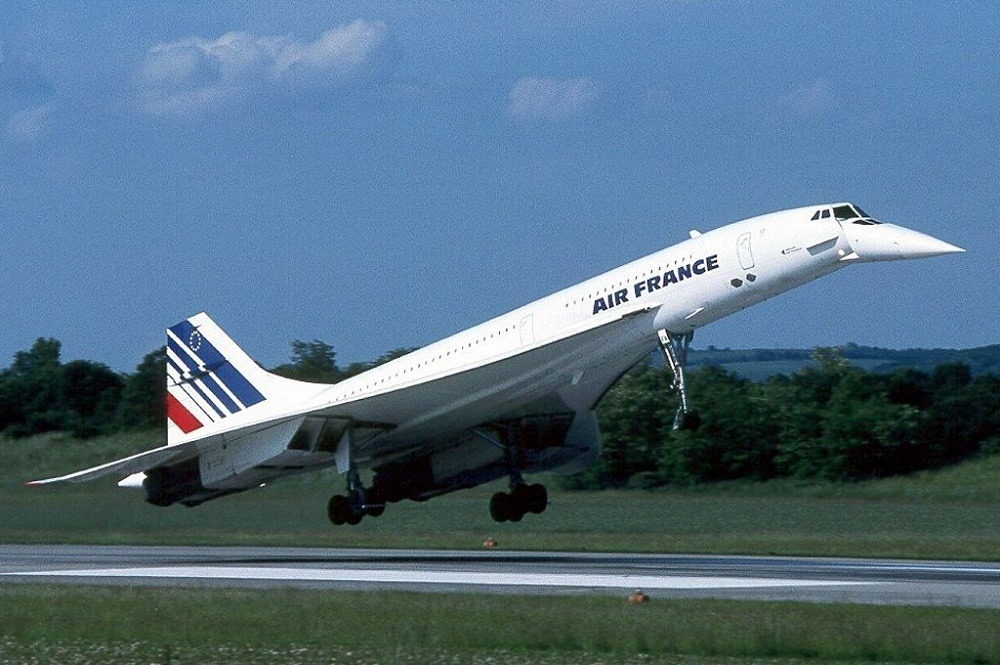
[344,323,520,397]
[563,255,696,307]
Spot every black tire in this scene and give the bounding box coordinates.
[525,483,548,514]
[679,409,702,431]
[489,491,510,522]
[345,508,364,526]
[327,495,349,526]
[365,504,386,518]
[505,486,528,522]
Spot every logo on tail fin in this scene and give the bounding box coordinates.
[165,318,266,434]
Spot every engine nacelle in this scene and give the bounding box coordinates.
[369,412,595,503]
[142,458,205,506]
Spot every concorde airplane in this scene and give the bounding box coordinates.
[32,203,963,525]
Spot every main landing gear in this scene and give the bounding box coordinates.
[657,329,700,431]
[482,420,549,523]
[489,482,547,523]
[327,469,385,526]
[323,422,553,526]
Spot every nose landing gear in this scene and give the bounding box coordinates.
[657,329,700,430]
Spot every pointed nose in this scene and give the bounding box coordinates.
[843,223,965,262]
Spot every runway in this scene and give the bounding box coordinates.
[1,545,997,608]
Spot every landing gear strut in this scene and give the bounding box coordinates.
[484,421,548,523]
[327,469,386,526]
[657,329,700,430]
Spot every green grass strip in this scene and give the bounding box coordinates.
[1,585,997,664]
[6,481,999,560]
[5,434,1000,560]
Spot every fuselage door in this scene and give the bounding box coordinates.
[520,314,535,346]
[737,232,755,270]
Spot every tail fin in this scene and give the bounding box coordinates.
[28,312,324,486]
[165,312,318,444]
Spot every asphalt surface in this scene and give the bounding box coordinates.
[1,545,997,608]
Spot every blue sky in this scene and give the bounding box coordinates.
[2,2,997,372]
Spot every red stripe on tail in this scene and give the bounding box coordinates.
[167,392,203,433]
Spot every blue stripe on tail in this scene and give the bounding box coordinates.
[168,320,266,410]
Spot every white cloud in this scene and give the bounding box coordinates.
[776,78,831,116]
[507,77,599,121]
[136,20,387,115]
[272,20,386,79]
[4,104,53,142]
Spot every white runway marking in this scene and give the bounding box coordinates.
[12,566,877,590]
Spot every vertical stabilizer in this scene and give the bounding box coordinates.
[164,312,322,444]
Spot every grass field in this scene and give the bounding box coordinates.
[2,431,999,559]
[1,586,997,665]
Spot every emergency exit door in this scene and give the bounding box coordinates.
[737,232,755,270]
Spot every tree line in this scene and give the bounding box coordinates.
[0,338,413,439]
[580,348,1000,488]
[0,340,165,438]
[1,338,997,485]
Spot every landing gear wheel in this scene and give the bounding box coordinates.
[507,497,525,522]
[329,494,366,526]
[676,409,701,431]
[525,483,548,514]
[490,491,511,522]
[365,504,386,518]
[490,483,548,522]
[327,494,350,526]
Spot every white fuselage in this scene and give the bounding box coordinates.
[174,202,960,497]
[312,208,849,415]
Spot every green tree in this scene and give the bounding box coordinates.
[116,347,167,430]
[0,338,125,438]
[769,370,842,478]
[594,362,674,487]
[819,375,921,479]
[342,347,420,379]
[922,366,999,465]
[658,366,780,483]
[61,359,124,437]
[1,338,71,437]
[273,340,341,383]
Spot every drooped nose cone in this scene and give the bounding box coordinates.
[842,223,965,262]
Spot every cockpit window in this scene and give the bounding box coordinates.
[833,205,858,221]
[813,204,876,223]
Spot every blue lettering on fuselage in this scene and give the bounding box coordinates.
[592,288,630,315]
[591,254,720,315]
